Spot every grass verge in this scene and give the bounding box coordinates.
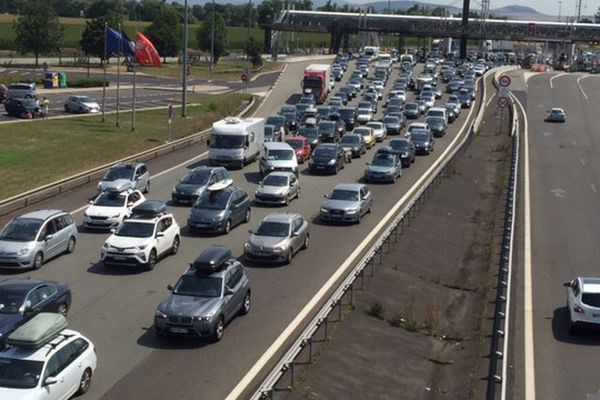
[0,93,251,200]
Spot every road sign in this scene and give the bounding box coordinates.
[499,75,511,88]
[241,68,251,83]
[498,87,510,98]
[497,96,510,109]
[241,74,248,82]
[167,103,173,124]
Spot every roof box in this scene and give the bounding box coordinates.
[105,181,133,194]
[7,313,68,349]
[191,245,232,273]
[131,200,167,219]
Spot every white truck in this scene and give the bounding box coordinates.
[363,46,380,61]
[208,117,264,169]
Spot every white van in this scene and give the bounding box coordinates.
[259,142,299,178]
[209,117,264,169]
[427,107,448,126]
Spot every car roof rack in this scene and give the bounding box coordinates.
[130,200,167,219]
[105,181,133,194]
[6,313,68,350]
[190,245,232,273]
[207,179,233,192]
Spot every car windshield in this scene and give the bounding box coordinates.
[390,140,410,150]
[299,128,318,139]
[339,109,354,117]
[173,275,222,298]
[406,103,418,110]
[341,135,359,144]
[318,123,335,133]
[0,358,43,389]
[358,102,371,109]
[384,117,399,124]
[286,140,303,149]
[582,293,600,307]
[355,129,370,137]
[426,117,443,126]
[0,218,42,242]
[357,109,370,115]
[267,149,294,161]
[282,113,295,122]
[76,96,93,102]
[266,117,284,126]
[115,221,154,238]
[330,189,359,201]
[0,291,24,314]
[194,191,230,210]
[255,221,290,237]
[313,147,335,157]
[93,193,126,207]
[104,166,134,181]
[263,175,288,187]
[181,169,212,185]
[367,123,382,130]
[372,156,394,166]
[412,132,429,140]
[280,106,295,114]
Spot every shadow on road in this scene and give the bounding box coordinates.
[244,171,261,185]
[86,261,146,276]
[552,307,600,345]
[137,326,210,350]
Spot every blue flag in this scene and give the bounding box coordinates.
[106,28,136,58]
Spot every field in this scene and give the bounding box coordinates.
[0,93,251,200]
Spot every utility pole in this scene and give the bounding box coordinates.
[460,0,470,60]
[181,0,188,117]
[116,22,121,128]
[576,0,583,22]
[101,22,107,122]
[558,1,562,22]
[210,0,215,71]
[131,66,136,132]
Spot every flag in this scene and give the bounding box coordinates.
[106,28,136,58]
[134,32,161,67]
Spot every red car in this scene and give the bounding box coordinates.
[286,137,312,164]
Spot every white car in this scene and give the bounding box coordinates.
[366,121,386,142]
[328,78,335,91]
[83,186,145,230]
[372,80,385,93]
[0,313,97,400]
[356,108,373,124]
[473,64,486,76]
[407,122,430,138]
[64,95,100,113]
[386,90,406,103]
[101,200,180,270]
[564,277,600,334]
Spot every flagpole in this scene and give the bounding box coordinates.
[101,22,107,122]
[181,0,188,118]
[116,22,121,128]
[131,31,137,132]
[210,0,215,72]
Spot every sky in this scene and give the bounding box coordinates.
[453,0,600,16]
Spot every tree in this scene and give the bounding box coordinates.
[80,17,107,59]
[14,0,64,67]
[145,5,181,62]
[86,0,124,21]
[245,36,262,66]
[196,12,227,64]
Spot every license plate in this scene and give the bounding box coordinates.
[254,251,270,257]
[194,223,209,227]
[170,327,188,334]
[593,314,600,318]
[315,166,325,169]
[113,255,126,260]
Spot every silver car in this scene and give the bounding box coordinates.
[0,210,77,269]
[364,152,402,183]
[255,171,300,206]
[64,95,100,113]
[320,183,373,224]
[154,245,250,341]
[244,213,310,264]
[98,162,150,193]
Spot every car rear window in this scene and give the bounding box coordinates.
[582,293,600,307]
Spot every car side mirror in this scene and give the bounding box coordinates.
[563,281,572,288]
[156,232,165,238]
[127,202,134,208]
[23,305,34,314]
[43,377,58,387]
[45,234,53,241]
[88,200,94,205]
[291,232,299,237]
[167,284,174,291]
[225,287,234,296]
[110,228,116,233]
[248,229,253,234]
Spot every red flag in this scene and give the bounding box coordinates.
[135,32,161,67]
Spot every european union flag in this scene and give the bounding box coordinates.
[106,28,136,58]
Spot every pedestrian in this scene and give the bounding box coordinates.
[43,97,50,118]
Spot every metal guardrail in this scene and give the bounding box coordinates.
[250,69,494,400]
[0,96,256,218]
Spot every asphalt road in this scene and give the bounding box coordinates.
[0,60,482,400]
[509,70,600,400]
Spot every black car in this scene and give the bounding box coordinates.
[446,80,462,94]
[404,102,420,119]
[0,278,71,343]
[265,115,287,137]
[339,133,366,158]
[187,185,251,234]
[317,106,331,120]
[425,116,446,137]
[281,112,298,132]
[457,89,472,108]
[383,116,403,135]
[309,144,346,174]
[385,138,416,167]
[4,98,44,119]
[444,104,458,123]
[333,91,349,105]
[317,121,339,143]
[298,126,320,150]
[338,107,357,130]
[411,130,434,155]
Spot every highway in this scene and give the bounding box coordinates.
[0,59,484,399]
[508,70,600,400]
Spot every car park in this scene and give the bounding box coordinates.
[4,98,44,119]
[244,213,309,264]
[97,162,150,193]
[187,183,250,235]
[353,126,376,149]
[339,133,366,158]
[255,171,300,206]
[386,138,416,167]
[309,143,346,174]
[364,152,402,183]
[546,107,566,122]
[101,200,180,269]
[320,183,373,224]
[154,245,250,341]
[171,166,230,205]
[366,121,386,142]
[64,96,100,113]
[259,142,298,178]
[285,136,312,163]
[84,186,145,230]
[411,129,434,155]
[0,210,77,270]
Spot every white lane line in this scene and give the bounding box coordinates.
[511,93,536,400]
[8,70,18,74]
[580,157,586,166]
[591,184,597,193]
[549,72,568,89]
[486,92,495,107]
[572,140,577,146]
[577,75,589,100]
[225,76,484,400]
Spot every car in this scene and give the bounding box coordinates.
[83,186,145,230]
[309,143,346,174]
[97,162,150,193]
[4,98,44,119]
[101,200,180,269]
[457,88,472,108]
[298,126,320,150]
[417,99,428,113]
[187,183,250,235]
[279,105,296,115]
[356,107,373,125]
[361,96,378,113]
[563,277,600,334]
[317,106,331,120]
[6,82,36,99]
[404,102,420,119]
[281,112,298,132]
[339,133,366,158]
[546,107,566,122]
[353,126,376,149]
[333,91,349,105]
[285,136,312,163]
[265,116,287,138]
[426,116,446,137]
[386,138,416,167]
[364,152,402,183]
[320,183,373,224]
[338,107,357,130]
[171,166,230,205]
[64,95,100,113]
[154,245,250,341]
[264,125,278,142]
[317,121,341,143]
[0,210,77,270]
[444,103,458,123]
[446,80,462,93]
[420,93,435,108]
[244,213,310,265]
[0,84,9,103]
[0,313,97,399]
[366,121,386,142]
[447,95,462,113]
[383,115,403,135]
[407,122,430,138]
[259,142,298,178]
[411,129,434,155]
[255,171,300,206]
[0,279,72,342]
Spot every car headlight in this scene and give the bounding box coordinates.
[402,152,409,157]
[213,215,225,222]
[193,314,212,322]
[97,183,102,190]
[195,187,204,195]
[244,242,252,251]
[155,309,168,320]
[320,207,328,213]
[101,243,109,250]
[328,159,336,165]
[346,208,359,214]
[17,248,30,256]
[424,142,430,146]
[136,245,147,251]
[111,213,121,219]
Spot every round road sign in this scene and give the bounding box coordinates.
[497,96,510,109]
[499,75,511,88]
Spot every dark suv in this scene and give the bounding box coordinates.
[308,143,346,174]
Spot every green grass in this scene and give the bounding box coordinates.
[0,93,251,200]
[137,60,282,81]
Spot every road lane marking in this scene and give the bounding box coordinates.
[486,92,495,107]
[511,93,536,400]
[592,184,597,193]
[577,75,590,100]
[580,157,586,166]
[572,140,577,146]
[549,72,568,89]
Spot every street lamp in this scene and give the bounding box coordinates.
[210,0,215,71]
[558,1,562,22]
[182,0,189,117]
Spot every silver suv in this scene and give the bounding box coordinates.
[154,245,250,341]
[0,210,78,269]
[564,277,600,334]
[98,162,150,193]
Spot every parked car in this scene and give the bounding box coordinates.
[64,95,100,113]
[0,210,77,270]
[4,98,44,119]
[244,213,309,264]
[285,136,312,163]
[255,171,300,206]
[83,186,145,230]
[364,152,402,183]
[339,133,366,158]
[320,183,373,224]
[154,245,250,341]
[386,138,416,167]
[563,277,600,334]
[97,162,150,193]
[309,143,346,174]
[546,107,566,122]
[101,200,180,269]
[171,166,230,205]
[411,129,434,155]
[6,82,36,99]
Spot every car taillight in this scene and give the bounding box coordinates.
[574,305,585,314]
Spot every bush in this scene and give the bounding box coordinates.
[365,301,385,320]
[68,78,109,88]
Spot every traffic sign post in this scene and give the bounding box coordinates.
[497,96,510,135]
[499,75,511,88]
[167,103,173,142]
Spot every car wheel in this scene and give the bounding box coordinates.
[223,220,231,234]
[356,212,362,224]
[32,252,43,270]
[302,234,309,249]
[66,236,76,254]
[296,187,301,199]
[57,302,69,316]
[285,249,293,265]
[146,249,157,270]
[240,291,251,315]
[76,368,93,395]
[244,208,251,223]
[568,319,579,335]
[64,105,68,112]
[144,181,150,194]
[212,316,225,342]
[285,194,291,206]
[171,236,180,255]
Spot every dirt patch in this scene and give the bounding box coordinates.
[284,110,512,399]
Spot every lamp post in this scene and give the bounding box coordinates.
[182,0,189,117]
[558,1,562,22]
[210,0,215,71]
